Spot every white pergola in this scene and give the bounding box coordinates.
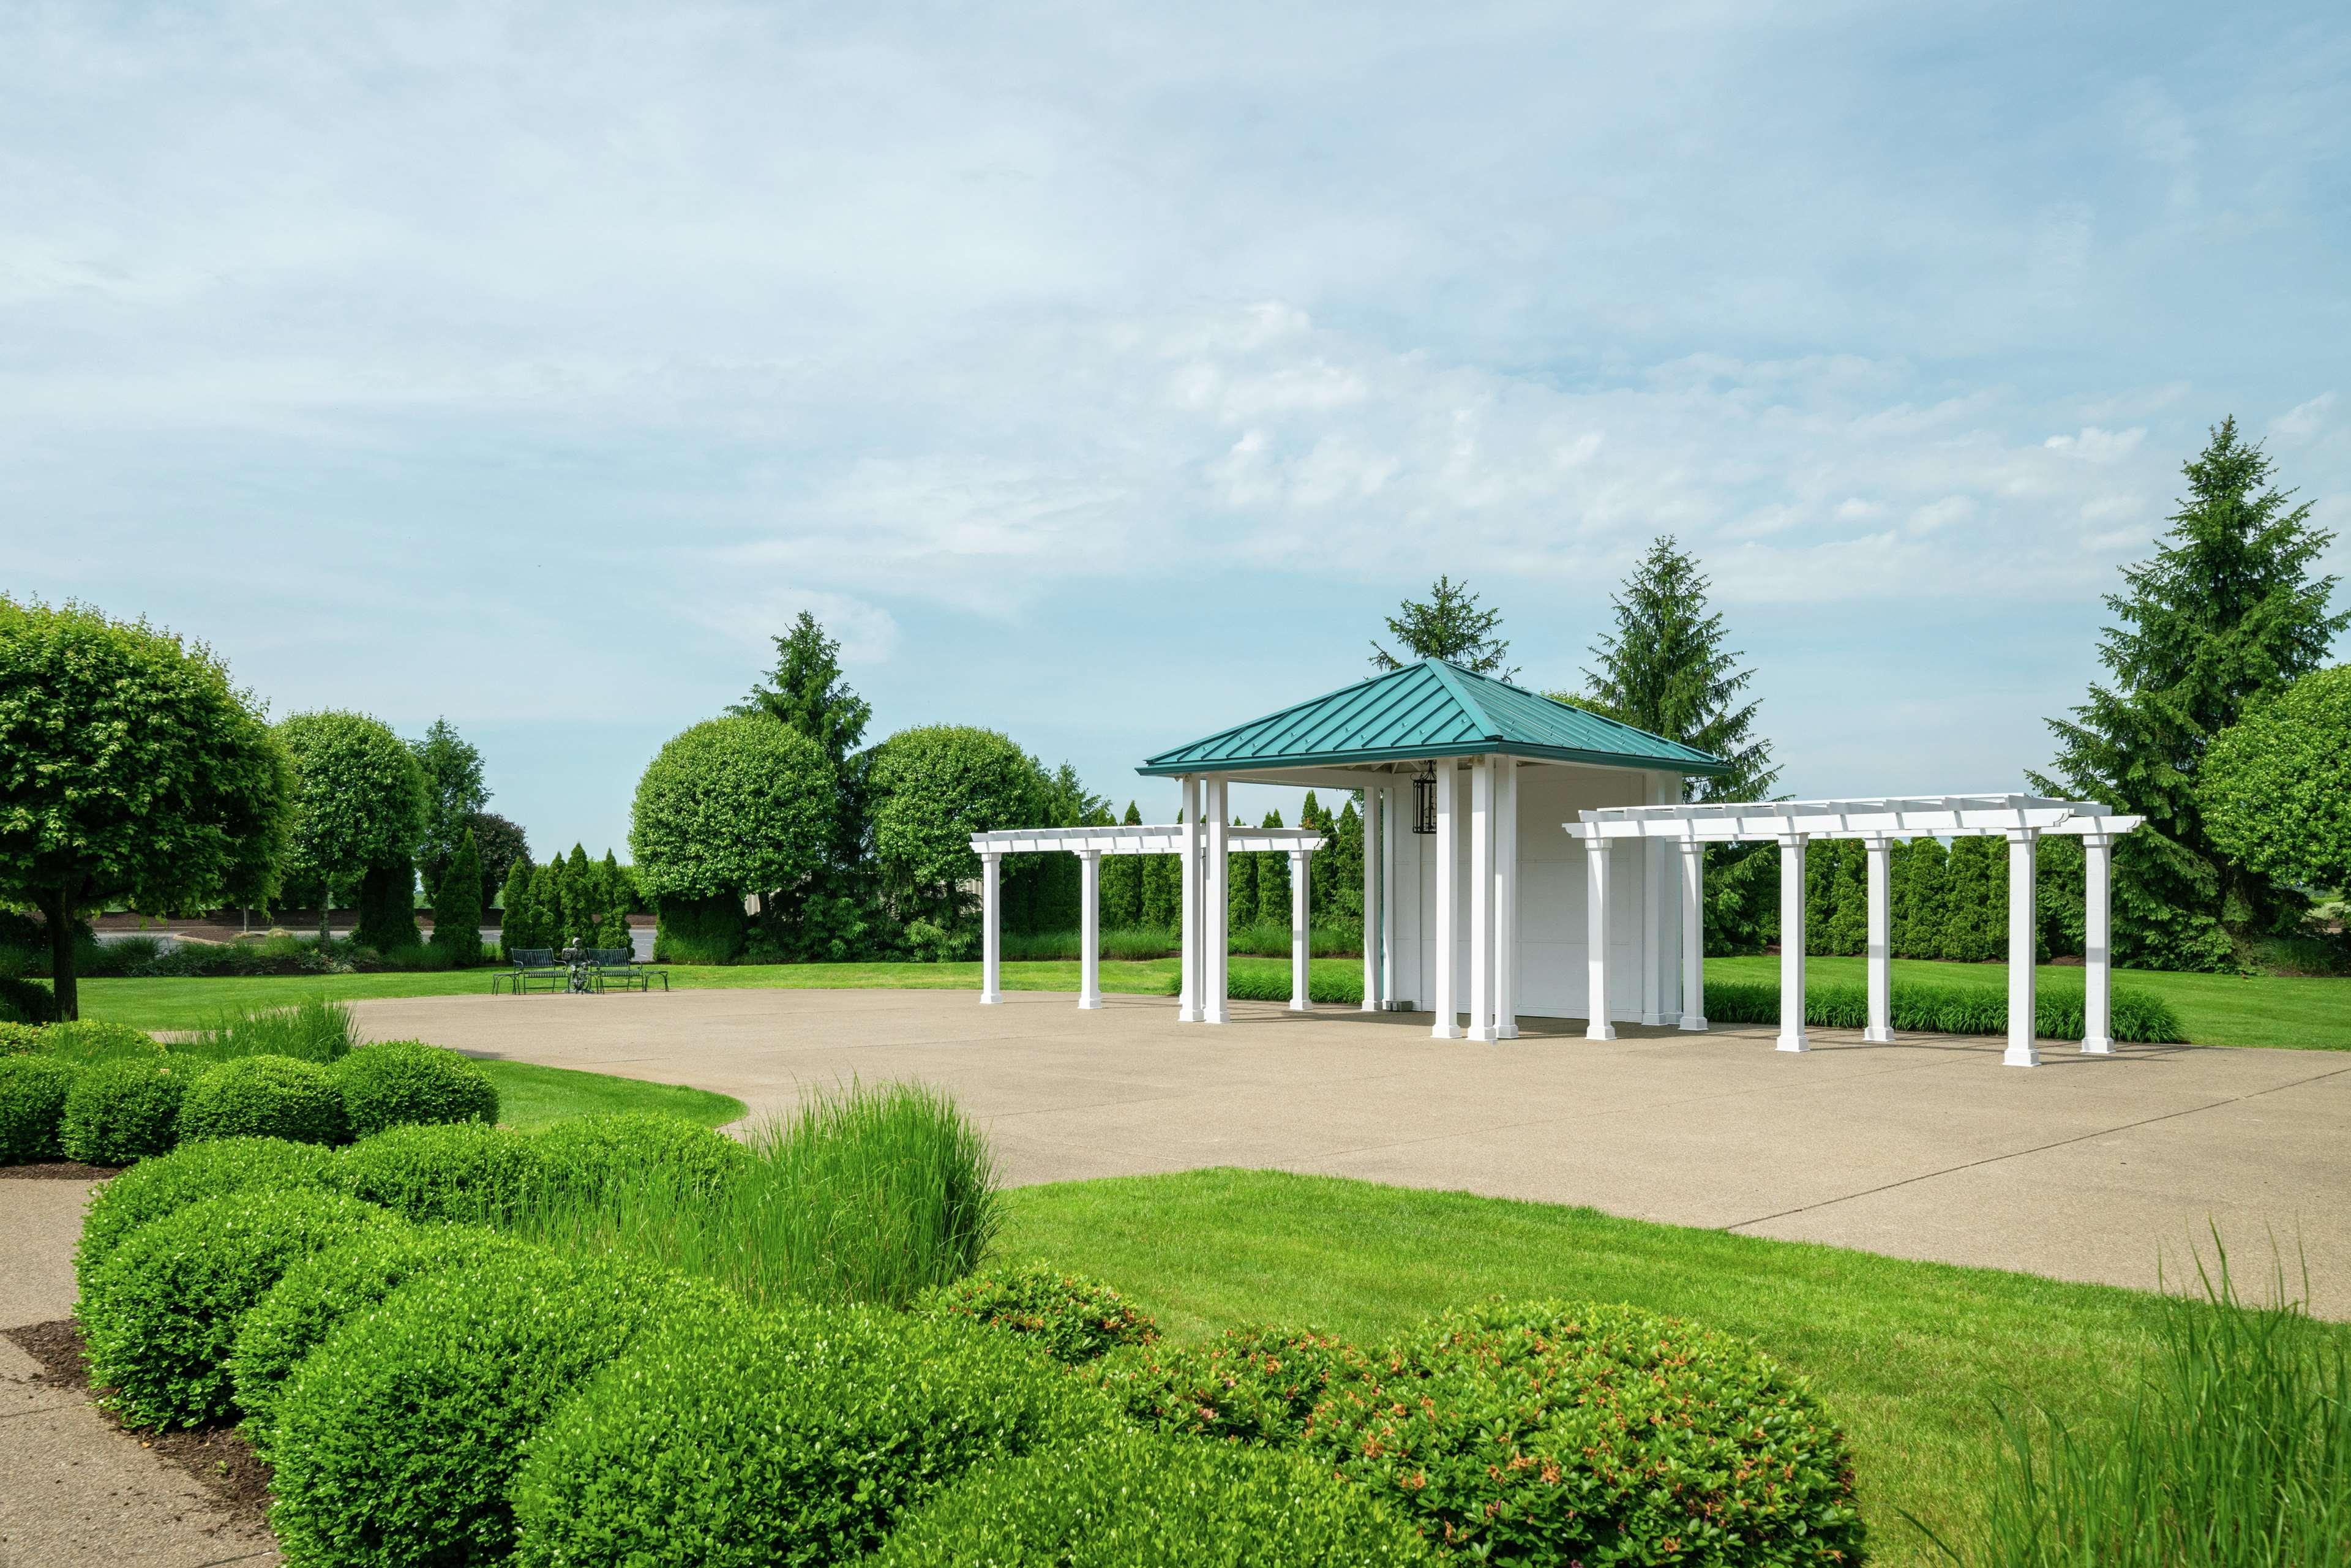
[967,817,1329,1014]
[1574,795,2145,1067]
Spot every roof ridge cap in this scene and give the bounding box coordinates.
[1422,659,1501,741]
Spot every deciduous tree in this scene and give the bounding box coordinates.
[276,711,426,949]
[2199,664,2351,891]
[631,716,832,963]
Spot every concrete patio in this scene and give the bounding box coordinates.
[350,986,2351,1316]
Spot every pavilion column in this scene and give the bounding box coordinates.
[1289,849,1313,1011]
[1584,830,1616,1041]
[1361,784,1383,1011]
[2004,828,2039,1067]
[1467,757,1494,1041]
[979,852,1003,1005]
[2081,832,2115,1055]
[1177,776,1202,1023]
[1863,835,1894,1043]
[1431,763,1460,1039]
[1776,834,1807,1052]
[1493,757,1518,1040]
[1204,776,1230,1024]
[1077,850,1103,1010]
[1678,838,1707,1030]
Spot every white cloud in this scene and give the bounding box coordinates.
[2272,393,2337,443]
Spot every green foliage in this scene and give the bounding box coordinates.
[354,858,421,952]
[1226,822,1258,929]
[915,1260,1157,1365]
[2034,419,2347,970]
[2201,664,2351,891]
[1896,838,1949,959]
[1828,839,1869,956]
[0,973,59,1023]
[597,850,634,945]
[467,810,530,913]
[431,825,484,962]
[276,710,428,944]
[1093,1324,1373,1446]
[18,1018,164,1062]
[177,1053,350,1146]
[508,1303,1111,1568]
[0,1054,77,1162]
[180,996,355,1063]
[731,609,873,765]
[1940,837,2006,962]
[0,598,290,1019]
[333,1039,500,1137]
[631,715,832,913]
[868,726,1053,932]
[1254,809,1291,926]
[530,1112,748,1200]
[78,1187,391,1430]
[76,1136,342,1292]
[335,1120,549,1223]
[654,891,747,964]
[868,1428,1442,1568]
[270,1250,734,1568]
[1700,978,2185,1043]
[408,718,489,904]
[1100,803,1144,927]
[59,1056,193,1165]
[1370,574,1515,677]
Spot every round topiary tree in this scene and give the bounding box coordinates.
[530,1112,748,1202]
[868,1428,1441,1567]
[2201,664,2351,894]
[332,1040,499,1138]
[0,1054,78,1163]
[916,1260,1157,1365]
[629,716,832,964]
[59,1056,195,1166]
[0,599,290,1020]
[332,1120,547,1222]
[867,726,1052,951]
[76,1136,344,1292]
[508,1304,1113,1568]
[79,1187,394,1430]
[275,710,429,950]
[176,1054,350,1146]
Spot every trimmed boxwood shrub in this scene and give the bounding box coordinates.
[509,1305,1113,1568]
[1306,1300,1865,1567]
[34,1019,165,1063]
[333,1039,499,1138]
[59,1056,193,1166]
[0,1020,50,1054]
[76,1136,342,1292]
[332,1119,547,1222]
[177,1053,350,1146]
[269,1251,736,1568]
[916,1260,1157,1365]
[0,1054,77,1163]
[79,1187,393,1430]
[1091,1325,1371,1446]
[868,1428,1442,1567]
[530,1112,749,1201]
[229,1222,540,1451]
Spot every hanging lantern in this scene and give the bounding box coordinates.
[1412,763,1438,835]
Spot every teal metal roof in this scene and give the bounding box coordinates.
[1138,659,1731,778]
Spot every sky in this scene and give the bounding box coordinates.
[4,0,2347,858]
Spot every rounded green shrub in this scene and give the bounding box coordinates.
[79,1187,393,1430]
[0,975,61,1025]
[333,1038,499,1137]
[76,1136,342,1293]
[176,1053,350,1147]
[1091,1325,1370,1446]
[0,1054,78,1163]
[1306,1300,1865,1567]
[333,1119,547,1222]
[59,1056,193,1166]
[30,1019,163,1062]
[0,1020,50,1054]
[228,1222,539,1451]
[530,1112,749,1201]
[868,1428,1441,1567]
[510,1305,1112,1568]
[270,1251,735,1568]
[916,1260,1157,1365]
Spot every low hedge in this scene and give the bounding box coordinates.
[78,1187,393,1430]
[1701,977,2184,1043]
[333,1039,499,1138]
[916,1261,1157,1365]
[178,1054,350,1146]
[59,1057,193,1166]
[333,1120,549,1222]
[530,1112,749,1201]
[0,1054,77,1163]
[0,974,59,1024]
[1092,1326,1371,1447]
[509,1305,1112,1568]
[869,1428,1442,1567]
[270,1251,736,1568]
[77,1136,343,1292]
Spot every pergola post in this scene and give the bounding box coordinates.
[1077,850,1103,1010]
[1289,848,1312,1011]
[1584,830,1615,1040]
[2082,831,2115,1055]
[1493,757,1518,1040]
[1177,776,1201,1023]
[1678,838,1706,1030]
[1360,784,1383,1011]
[979,851,1003,1005]
[2004,828,2039,1067]
[1776,834,1808,1052]
[1468,757,1494,1042]
[1204,776,1230,1024]
[1863,834,1894,1043]
[1431,762,1460,1039]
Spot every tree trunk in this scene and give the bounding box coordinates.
[40,888,77,1022]
[319,892,332,947]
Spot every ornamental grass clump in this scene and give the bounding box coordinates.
[0,1054,77,1163]
[868,1428,1442,1567]
[176,1053,350,1146]
[59,1056,192,1165]
[509,1303,1114,1568]
[179,995,356,1064]
[332,1038,498,1138]
[917,1261,1156,1365]
[14,1018,163,1063]
[76,1136,342,1292]
[334,1119,548,1222]
[78,1187,392,1430]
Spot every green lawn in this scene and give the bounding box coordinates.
[472,1059,744,1133]
[999,1168,2286,1566]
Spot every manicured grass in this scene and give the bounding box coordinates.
[472,1059,744,1133]
[1711,954,2351,1050]
[999,1168,2314,1566]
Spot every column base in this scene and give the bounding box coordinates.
[1466,1024,1495,1042]
[2080,1036,2115,1056]
[1862,1026,1894,1043]
[1078,996,1103,1010]
[1775,1030,1808,1052]
[1678,1016,1709,1032]
[1494,1023,1519,1040]
[1359,999,1379,1012]
[1639,1011,1667,1026]
[1431,1021,1461,1040]
[2003,1043,2040,1067]
[1584,1022,1616,1041]
[1177,1005,1201,1023]
[1204,1004,1229,1024]
[980,992,1003,1007]
[1288,999,1311,1013]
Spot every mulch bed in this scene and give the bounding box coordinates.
[4,1319,274,1531]
[0,1161,119,1181]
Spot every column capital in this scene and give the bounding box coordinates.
[2002,826,2039,844]
[1860,833,1895,850]
[1676,836,1707,857]
[1777,831,1809,848]
[2079,831,2116,849]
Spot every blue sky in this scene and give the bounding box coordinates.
[6,1,2346,858]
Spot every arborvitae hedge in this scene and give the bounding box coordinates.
[1941,837,2002,962]
[432,828,483,962]
[1099,803,1143,928]
[1897,838,1948,959]
[1227,822,1258,930]
[1256,810,1291,926]
[498,857,535,958]
[354,860,419,952]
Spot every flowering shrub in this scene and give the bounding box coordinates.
[1090,1325,1370,1446]
[916,1260,1157,1365]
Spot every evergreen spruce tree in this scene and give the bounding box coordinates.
[2033,419,2345,969]
[430,828,483,964]
[1370,577,1515,676]
[1256,810,1291,926]
[498,855,534,958]
[1899,840,1949,960]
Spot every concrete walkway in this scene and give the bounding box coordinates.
[354,987,2351,1317]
